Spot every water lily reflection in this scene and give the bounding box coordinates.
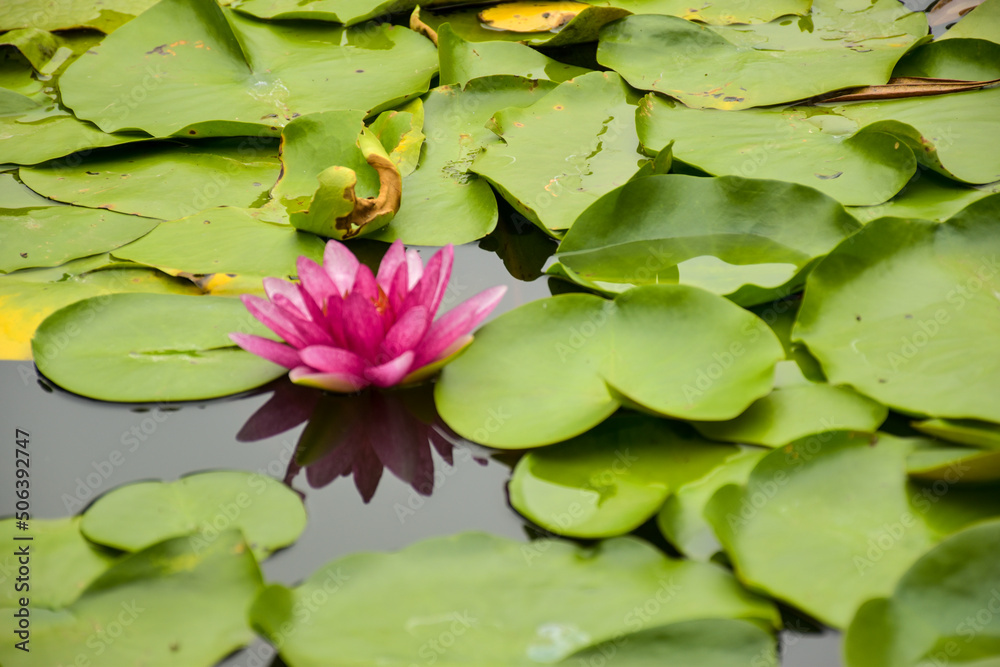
[237,380,481,502]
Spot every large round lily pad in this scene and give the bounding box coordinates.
[509,416,738,537]
[793,195,1000,422]
[706,432,1000,628]
[250,532,779,667]
[59,0,439,137]
[845,519,1000,667]
[32,292,287,401]
[0,531,263,667]
[81,471,307,559]
[435,285,784,448]
[552,174,861,305]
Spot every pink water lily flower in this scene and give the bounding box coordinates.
[231,240,506,392]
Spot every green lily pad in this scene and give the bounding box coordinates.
[0,27,105,77]
[793,195,1000,422]
[0,0,158,33]
[939,0,1000,43]
[0,205,158,273]
[636,94,917,207]
[907,445,1000,483]
[585,0,811,24]
[233,0,417,25]
[19,139,281,220]
[0,517,119,609]
[552,174,860,304]
[509,415,739,538]
[435,285,783,448]
[419,3,631,47]
[1,260,200,360]
[836,86,1000,185]
[893,37,1000,80]
[0,531,263,667]
[0,172,56,208]
[705,432,1000,628]
[438,23,591,86]
[369,99,425,178]
[690,361,888,446]
[913,418,1000,449]
[59,0,439,138]
[597,1,927,110]
[32,292,287,401]
[251,532,779,667]
[81,471,306,559]
[845,519,1000,667]
[657,446,768,560]
[470,71,647,233]
[567,618,777,666]
[848,171,1000,224]
[111,207,324,279]
[372,76,557,246]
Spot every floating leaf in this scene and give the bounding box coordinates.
[597,1,928,110]
[0,172,58,208]
[509,415,739,537]
[913,418,1000,449]
[20,139,281,220]
[657,446,768,561]
[0,0,158,32]
[233,0,418,25]
[551,174,861,305]
[271,110,400,240]
[907,445,1000,483]
[32,292,287,401]
[0,260,200,360]
[0,517,119,609]
[793,196,1000,422]
[251,533,779,667]
[938,0,1000,42]
[0,531,263,667]
[470,71,647,233]
[435,285,783,448]
[567,618,777,666]
[585,0,812,25]
[59,0,439,137]
[636,95,916,207]
[835,86,1000,185]
[848,170,1000,224]
[81,471,306,559]
[893,38,1000,81]
[419,3,630,46]
[369,99,425,178]
[690,361,888,447]
[372,76,557,246]
[845,520,1000,667]
[111,207,324,279]
[437,23,590,85]
[706,432,1000,628]
[0,206,157,273]
[479,1,590,32]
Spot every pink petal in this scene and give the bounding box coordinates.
[405,249,423,289]
[289,366,369,393]
[365,351,415,387]
[387,261,411,316]
[350,262,379,304]
[263,278,308,318]
[401,245,453,318]
[414,285,506,367]
[381,305,431,360]
[270,293,332,346]
[323,240,360,295]
[299,345,367,376]
[375,240,406,293]
[323,294,347,349]
[297,257,340,310]
[240,294,310,349]
[341,285,384,361]
[230,333,301,369]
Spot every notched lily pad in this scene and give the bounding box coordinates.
[81,470,307,559]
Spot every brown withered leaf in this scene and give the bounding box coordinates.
[335,147,403,239]
[818,76,1000,103]
[478,1,588,33]
[928,0,987,28]
[409,6,438,46]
